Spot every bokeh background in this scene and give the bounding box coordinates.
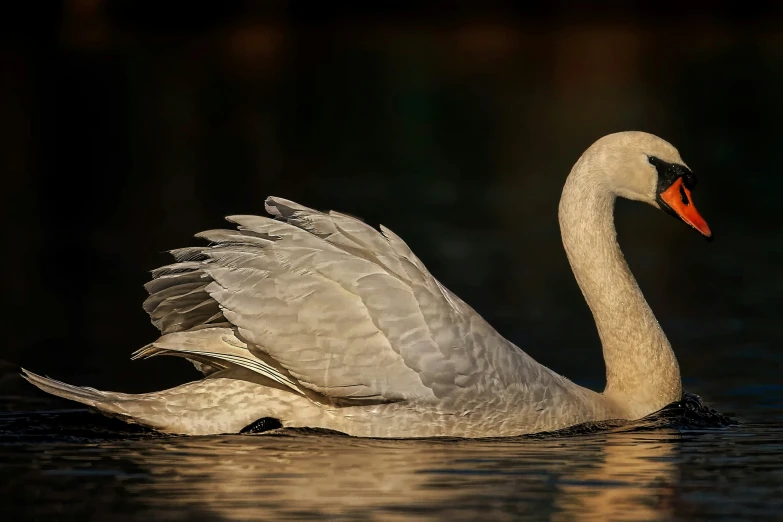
[1,1,781,408]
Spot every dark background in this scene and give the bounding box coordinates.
[1,1,781,404]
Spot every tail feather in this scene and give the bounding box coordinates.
[21,368,326,435]
[21,369,129,417]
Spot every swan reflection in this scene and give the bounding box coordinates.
[107,428,679,520]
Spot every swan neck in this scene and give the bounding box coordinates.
[558,159,681,418]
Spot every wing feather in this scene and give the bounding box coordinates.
[133,327,304,393]
[140,195,557,407]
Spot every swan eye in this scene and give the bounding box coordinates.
[679,184,690,206]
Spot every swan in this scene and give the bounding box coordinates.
[22,131,712,438]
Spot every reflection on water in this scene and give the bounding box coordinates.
[1,406,781,521]
[129,430,682,521]
[4,425,680,521]
[551,433,677,522]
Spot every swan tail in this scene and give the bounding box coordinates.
[21,369,133,418]
[21,368,327,435]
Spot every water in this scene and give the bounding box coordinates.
[1,386,780,521]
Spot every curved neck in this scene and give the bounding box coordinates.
[558,157,681,418]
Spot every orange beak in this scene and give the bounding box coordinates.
[660,177,712,238]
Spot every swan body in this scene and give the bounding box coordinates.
[23,131,711,437]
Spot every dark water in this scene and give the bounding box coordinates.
[1,381,780,521]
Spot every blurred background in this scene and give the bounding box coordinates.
[1,1,781,408]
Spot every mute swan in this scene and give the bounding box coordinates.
[23,131,712,437]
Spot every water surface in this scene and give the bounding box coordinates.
[1,385,780,521]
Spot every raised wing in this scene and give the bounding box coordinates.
[142,197,558,406]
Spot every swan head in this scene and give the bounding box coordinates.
[586,131,712,239]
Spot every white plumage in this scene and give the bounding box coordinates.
[23,131,709,437]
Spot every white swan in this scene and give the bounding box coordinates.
[23,131,712,437]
